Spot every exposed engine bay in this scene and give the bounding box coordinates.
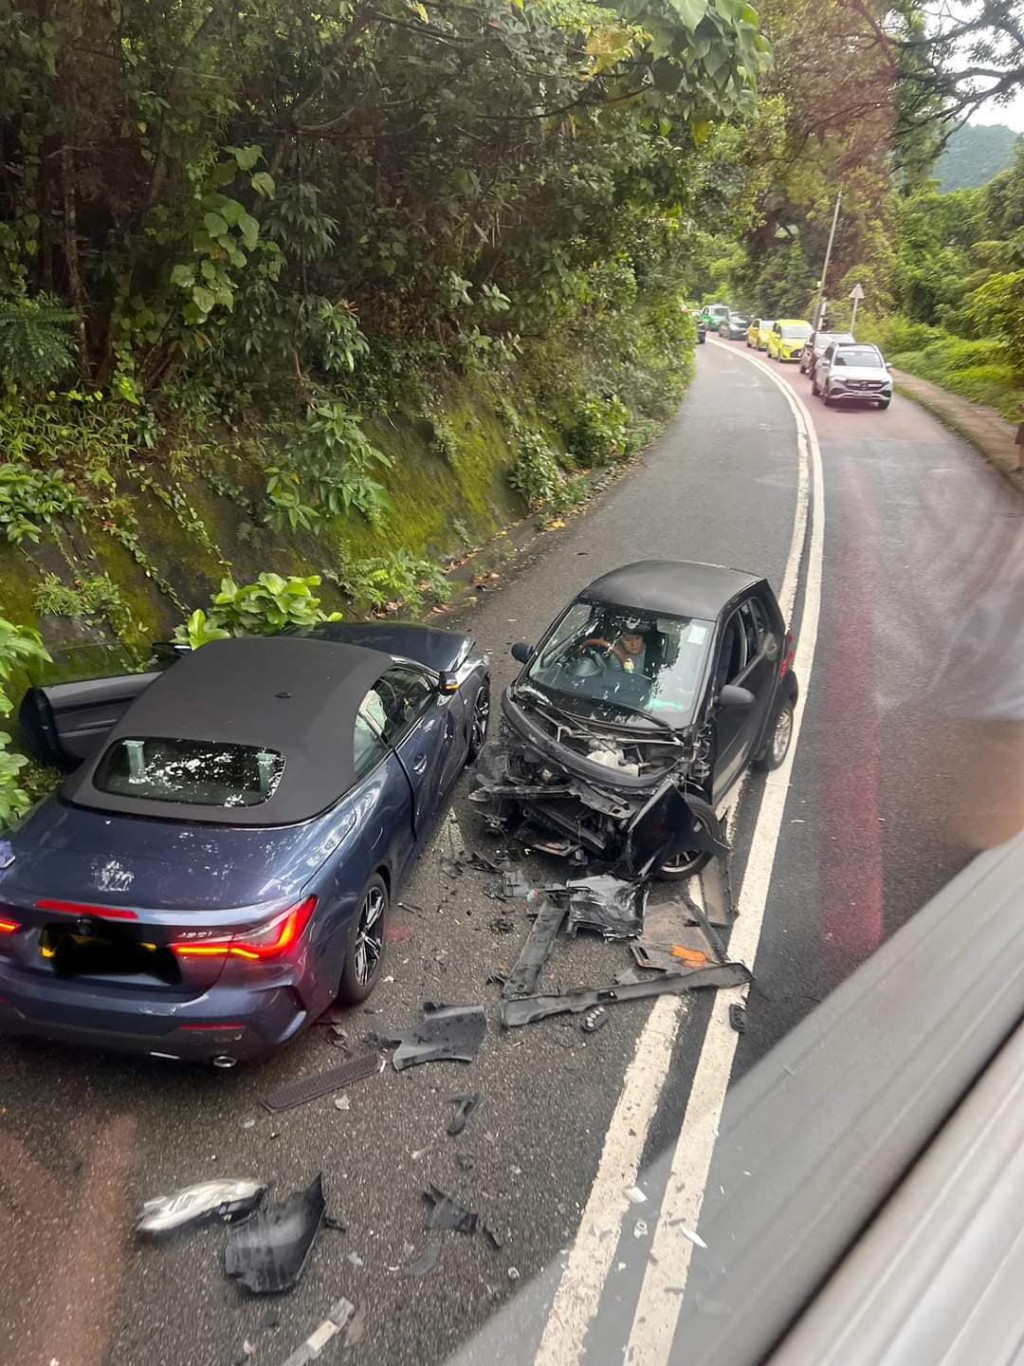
[471,692,724,874]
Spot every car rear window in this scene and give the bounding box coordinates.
[781,324,811,338]
[94,737,285,808]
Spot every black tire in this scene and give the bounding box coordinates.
[338,873,387,1005]
[811,376,820,396]
[467,679,490,762]
[753,697,795,772]
[823,386,834,406]
[878,399,890,410]
[657,795,723,882]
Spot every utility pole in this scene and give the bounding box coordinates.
[812,189,842,332]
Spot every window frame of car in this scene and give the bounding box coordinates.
[372,662,439,747]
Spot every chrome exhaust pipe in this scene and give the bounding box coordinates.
[212,1055,238,1069]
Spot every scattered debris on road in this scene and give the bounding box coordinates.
[333,1093,351,1111]
[680,1225,708,1250]
[500,962,751,1028]
[581,1005,609,1033]
[402,1237,442,1277]
[277,1297,355,1366]
[447,1092,481,1136]
[563,874,647,940]
[501,899,567,999]
[262,1051,379,1112]
[382,1003,486,1070]
[137,1179,266,1235]
[424,1184,479,1235]
[729,1002,747,1033]
[624,1185,647,1205]
[224,1174,326,1295]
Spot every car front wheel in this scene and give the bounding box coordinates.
[823,385,834,405]
[467,680,490,762]
[811,375,820,395]
[657,795,723,882]
[338,874,388,1004]
[753,698,795,772]
[878,399,891,410]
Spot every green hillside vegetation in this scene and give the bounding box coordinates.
[935,122,1020,192]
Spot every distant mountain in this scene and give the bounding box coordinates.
[935,123,1020,192]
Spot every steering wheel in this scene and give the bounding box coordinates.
[580,641,625,672]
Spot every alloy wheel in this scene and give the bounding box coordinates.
[353,885,386,986]
[771,703,793,766]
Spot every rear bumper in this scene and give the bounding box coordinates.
[0,967,309,1063]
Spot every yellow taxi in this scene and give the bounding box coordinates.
[767,319,812,362]
[747,318,774,350]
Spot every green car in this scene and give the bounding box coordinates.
[699,303,730,332]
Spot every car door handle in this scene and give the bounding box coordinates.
[412,754,428,774]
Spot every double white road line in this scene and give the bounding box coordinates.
[534,341,826,1366]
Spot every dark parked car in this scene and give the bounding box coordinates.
[474,561,797,880]
[1,625,489,1065]
[800,329,855,378]
[719,310,751,340]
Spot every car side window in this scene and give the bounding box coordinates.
[374,664,436,745]
[715,609,748,692]
[354,691,389,778]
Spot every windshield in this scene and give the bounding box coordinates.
[730,314,751,325]
[833,346,884,367]
[781,323,811,338]
[524,601,713,725]
[94,737,285,807]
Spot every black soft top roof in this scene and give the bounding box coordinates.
[580,560,762,621]
[63,636,390,826]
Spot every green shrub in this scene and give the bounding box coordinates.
[173,573,342,648]
[33,573,134,637]
[508,431,564,508]
[0,617,51,827]
[562,395,630,465]
[339,551,452,613]
[266,400,393,531]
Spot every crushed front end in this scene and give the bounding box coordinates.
[470,687,720,873]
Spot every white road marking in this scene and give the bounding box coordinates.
[623,342,826,1365]
[534,340,824,1366]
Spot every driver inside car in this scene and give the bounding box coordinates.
[580,623,650,674]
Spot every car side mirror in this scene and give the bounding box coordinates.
[438,670,459,695]
[511,642,534,665]
[719,683,755,709]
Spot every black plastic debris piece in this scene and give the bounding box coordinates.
[581,1006,609,1034]
[700,854,736,927]
[224,1174,326,1295]
[455,1153,476,1172]
[489,915,515,935]
[402,1236,442,1277]
[563,874,648,941]
[729,1003,747,1033]
[502,898,567,1000]
[383,1003,486,1071]
[447,1092,481,1136]
[278,1298,355,1366]
[480,1220,503,1251]
[500,962,752,1028]
[424,1184,479,1234]
[137,1179,266,1235]
[262,1051,379,1113]
[323,1213,347,1232]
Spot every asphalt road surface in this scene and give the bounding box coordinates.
[1,339,1020,1366]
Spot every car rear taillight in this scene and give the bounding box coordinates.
[780,630,795,678]
[0,915,19,935]
[171,897,317,963]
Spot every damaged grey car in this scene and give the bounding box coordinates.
[472,561,798,879]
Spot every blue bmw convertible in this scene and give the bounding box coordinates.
[0,623,489,1065]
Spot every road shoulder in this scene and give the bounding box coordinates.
[892,368,1023,494]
